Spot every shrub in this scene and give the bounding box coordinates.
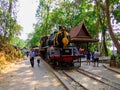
[117,53,120,61]
[110,54,116,60]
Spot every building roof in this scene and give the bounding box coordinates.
[69,23,99,43]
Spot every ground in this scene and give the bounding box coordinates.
[0,56,65,90]
[0,57,120,90]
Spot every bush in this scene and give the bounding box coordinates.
[110,54,116,60]
[117,53,120,61]
[0,52,8,71]
[0,44,23,71]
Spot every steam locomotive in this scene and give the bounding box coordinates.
[40,26,82,67]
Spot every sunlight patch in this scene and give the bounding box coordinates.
[43,75,49,78]
[82,83,88,87]
[114,74,120,78]
[82,77,90,81]
[93,81,98,85]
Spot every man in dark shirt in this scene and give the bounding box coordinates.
[29,49,35,67]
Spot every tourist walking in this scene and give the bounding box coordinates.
[37,56,40,67]
[29,49,36,67]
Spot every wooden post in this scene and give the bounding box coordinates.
[80,56,81,67]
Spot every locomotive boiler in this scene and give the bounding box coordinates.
[40,26,82,67]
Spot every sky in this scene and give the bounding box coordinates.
[17,0,39,40]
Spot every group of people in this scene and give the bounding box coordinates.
[86,50,100,67]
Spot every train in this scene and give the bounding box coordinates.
[40,25,82,67]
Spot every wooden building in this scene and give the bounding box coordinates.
[69,23,99,49]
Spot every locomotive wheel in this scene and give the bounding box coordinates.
[50,60,59,69]
[62,61,74,67]
[68,61,74,66]
[54,60,59,67]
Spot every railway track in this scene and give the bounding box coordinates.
[57,70,88,90]
[59,69,120,90]
[79,63,120,88]
[77,68,120,90]
[42,58,120,90]
[42,58,85,90]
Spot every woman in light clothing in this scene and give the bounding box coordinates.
[94,50,100,67]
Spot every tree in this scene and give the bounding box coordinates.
[0,0,21,44]
[0,0,22,64]
[95,0,109,56]
[105,0,120,53]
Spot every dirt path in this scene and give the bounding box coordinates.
[0,58,65,90]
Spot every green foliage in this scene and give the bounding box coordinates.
[15,50,23,58]
[89,44,96,52]
[0,2,22,43]
[108,48,112,56]
[113,8,120,22]
[110,54,116,60]
[12,37,26,48]
[117,53,120,60]
[0,0,22,45]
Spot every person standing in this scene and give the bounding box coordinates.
[29,49,36,67]
[86,50,91,65]
[94,50,100,67]
[91,51,94,63]
[26,51,29,57]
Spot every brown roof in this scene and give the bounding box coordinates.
[70,23,91,37]
[69,23,98,42]
[70,23,82,38]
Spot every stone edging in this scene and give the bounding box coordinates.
[103,65,120,74]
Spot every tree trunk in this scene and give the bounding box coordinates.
[8,0,12,13]
[103,32,108,56]
[95,0,108,56]
[105,0,120,53]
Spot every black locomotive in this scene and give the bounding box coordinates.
[40,26,82,67]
